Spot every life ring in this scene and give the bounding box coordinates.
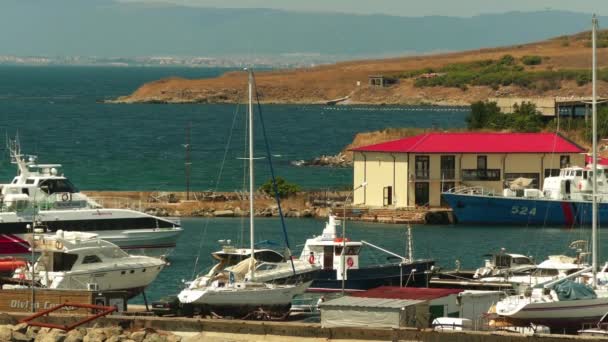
[308,254,315,264]
[55,241,63,249]
[346,257,354,268]
[61,193,70,202]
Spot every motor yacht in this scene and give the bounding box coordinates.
[0,139,182,258]
[9,230,165,298]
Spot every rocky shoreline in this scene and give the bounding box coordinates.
[0,321,182,342]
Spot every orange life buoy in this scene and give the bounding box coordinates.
[308,254,315,264]
[347,257,354,268]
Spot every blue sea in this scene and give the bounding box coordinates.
[1,66,603,304]
[0,66,467,191]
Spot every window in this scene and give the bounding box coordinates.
[256,263,278,271]
[82,255,102,264]
[26,179,35,185]
[462,169,501,181]
[440,155,455,179]
[39,179,79,194]
[560,155,570,168]
[52,253,78,272]
[415,156,430,179]
[544,169,560,177]
[477,156,487,170]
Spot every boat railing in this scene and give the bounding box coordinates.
[445,186,497,196]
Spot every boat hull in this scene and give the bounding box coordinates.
[497,297,608,331]
[307,260,434,292]
[179,281,311,317]
[442,193,608,226]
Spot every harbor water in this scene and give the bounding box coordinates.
[0,66,467,191]
[139,217,607,303]
[1,66,604,304]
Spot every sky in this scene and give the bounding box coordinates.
[119,0,608,17]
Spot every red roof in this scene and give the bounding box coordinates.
[350,132,584,154]
[352,286,462,300]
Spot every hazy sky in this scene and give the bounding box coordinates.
[120,0,608,17]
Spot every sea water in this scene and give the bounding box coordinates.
[0,65,467,191]
[3,65,597,304]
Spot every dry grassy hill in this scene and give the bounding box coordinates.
[114,31,608,105]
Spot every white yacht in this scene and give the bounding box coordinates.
[188,242,319,287]
[0,140,182,258]
[178,69,310,318]
[9,230,165,298]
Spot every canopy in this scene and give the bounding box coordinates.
[508,177,534,190]
[554,280,597,301]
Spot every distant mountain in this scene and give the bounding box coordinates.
[0,0,603,60]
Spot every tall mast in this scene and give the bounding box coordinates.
[248,69,255,280]
[592,14,598,288]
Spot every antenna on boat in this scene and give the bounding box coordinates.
[592,14,599,288]
[184,121,192,201]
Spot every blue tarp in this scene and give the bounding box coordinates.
[554,280,597,301]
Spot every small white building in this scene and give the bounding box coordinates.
[319,296,428,329]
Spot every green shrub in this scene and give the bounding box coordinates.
[259,177,300,198]
[521,55,542,65]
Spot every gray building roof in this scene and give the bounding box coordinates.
[319,296,425,309]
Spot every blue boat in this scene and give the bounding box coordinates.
[443,162,608,226]
[442,191,608,226]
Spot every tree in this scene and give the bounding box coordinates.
[510,102,543,132]
[259,177,300,198]
[466,101,501,129]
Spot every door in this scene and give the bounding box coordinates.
[415,182,429,206]
[383,186,393,206]
[323,246,333,270]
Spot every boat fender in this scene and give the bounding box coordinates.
[61,193,70,202]
[308,254,315,264]
[347,257,354,268]
[55,241,63,249]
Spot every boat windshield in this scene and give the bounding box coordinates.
[512,257,532,265]
[39,179,79,194]
[99,247,129,259]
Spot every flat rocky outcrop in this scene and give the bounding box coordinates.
[0,324,182,342]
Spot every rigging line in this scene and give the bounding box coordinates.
[252,71,296,275]
[191,101,243,280]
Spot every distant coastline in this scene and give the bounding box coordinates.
[110,30,608,106]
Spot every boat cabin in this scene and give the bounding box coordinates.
[300,216,362,273]
[1,157,95,212]
[542,165,608,201]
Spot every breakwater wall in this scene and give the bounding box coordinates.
[1,312,599,342]
[83,191,453,224]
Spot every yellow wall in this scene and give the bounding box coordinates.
[353,151,585,208]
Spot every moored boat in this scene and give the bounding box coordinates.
[301,215,434,292]
[0,138,182,258]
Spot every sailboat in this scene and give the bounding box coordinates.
[177,69,311,317]
[495,16,608,331]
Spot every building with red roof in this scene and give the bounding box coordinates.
[350,132,585,207]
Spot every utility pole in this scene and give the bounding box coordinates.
[185,121,192,200]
